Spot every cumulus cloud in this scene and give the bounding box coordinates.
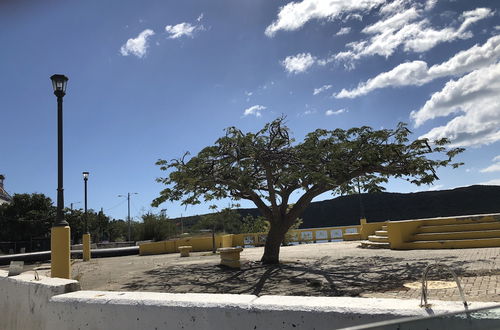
[281,53,316,74]
[165,23,198,39]
[243,105,266,117]
[412,62,500,147]
[280,3,493,73]
[120,29,155,58]
[334,7,493,65]
[313,84,333,95]
[480,156,500,173]
[335,35,500,98]
[265,0,384,37]
[336,27,351,36]
[325,108,346,116]
[165,14,205,39]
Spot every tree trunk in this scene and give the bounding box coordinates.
[261,221,289,264]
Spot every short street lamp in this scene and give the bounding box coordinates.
[50,74,71,279]
[82,171,91,261]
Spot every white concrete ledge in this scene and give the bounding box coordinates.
[1,271,499,330]
[0,270,80,330]
[47,291,499,330]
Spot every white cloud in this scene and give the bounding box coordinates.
[197,13,204,22]
[336,27,351,36]
[120,29,155,58]
[313,84,332,95]
[265,0,384,37]
[379,0,411,16]
[165,23,200,39]
[424,0,437,11]
[413,62,500,147]
[480,164,500,173]
[479,179,500,186]
[458,8,494,33]
[480,155,500,173]
[300,109,317,116]
[325,108,346,116]
[334,7,493,66]
[335,35,500,98]
[243,105,266,117]
[281,53,316,74]
[363,7,419,34]
[428,184,444,191]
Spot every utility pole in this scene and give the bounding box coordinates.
[118,192,138,242]
[70,201,81,210]
[180,213,184,234]
[127,193,131,241]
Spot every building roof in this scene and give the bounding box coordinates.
[0,175,12,204]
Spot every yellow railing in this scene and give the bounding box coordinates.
[139,224,363,256]
[232,225,362,247]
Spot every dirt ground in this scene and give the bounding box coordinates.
[8,242,500,301]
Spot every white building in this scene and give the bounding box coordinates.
[0,174,12,205]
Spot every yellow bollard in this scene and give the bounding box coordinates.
[83,233,91,261]
[51,226,71,279]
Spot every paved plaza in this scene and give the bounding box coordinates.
[19,241,500,303]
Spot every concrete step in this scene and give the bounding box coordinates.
[381,225,388,231]
[416,213,500,226]
[418,221,500,233]
[368,235,389,243]
[343,233,361,241]
[413,230,500,241]
[375,230,388,236]
[360,241,390,249]
[403,237,500,249]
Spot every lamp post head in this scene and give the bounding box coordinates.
[50,74,69,97]
[82,171,89,180]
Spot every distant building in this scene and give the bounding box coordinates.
[0,174,13,205]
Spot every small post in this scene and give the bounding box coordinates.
[82,171,91,261]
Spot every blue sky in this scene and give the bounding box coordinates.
[1,0,499,221]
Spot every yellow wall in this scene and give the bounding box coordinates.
[359,218,386,240]
[386,220,422,249]
[140,224,365,256]
[140,234,237,255]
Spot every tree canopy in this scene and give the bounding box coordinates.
[153,117,463,263]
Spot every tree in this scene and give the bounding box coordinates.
[141,212,176,241]
[192,208,243,234]
[152,118,463,264]
[239,215,269,234]
[0,193,55,242]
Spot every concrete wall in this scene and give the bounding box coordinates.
[0,270,80,330]
[45,292,500,330]
[140,235,234,255]
[1,270,498,329]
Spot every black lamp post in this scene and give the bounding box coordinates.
[50,74,69,227]
[83,172,89,233]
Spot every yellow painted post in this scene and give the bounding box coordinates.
[359,218,368,240]
[83,233,91,261]
[51,226,71,279]
[312,230,317,243]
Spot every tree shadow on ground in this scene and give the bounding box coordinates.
[120,255,484,297]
